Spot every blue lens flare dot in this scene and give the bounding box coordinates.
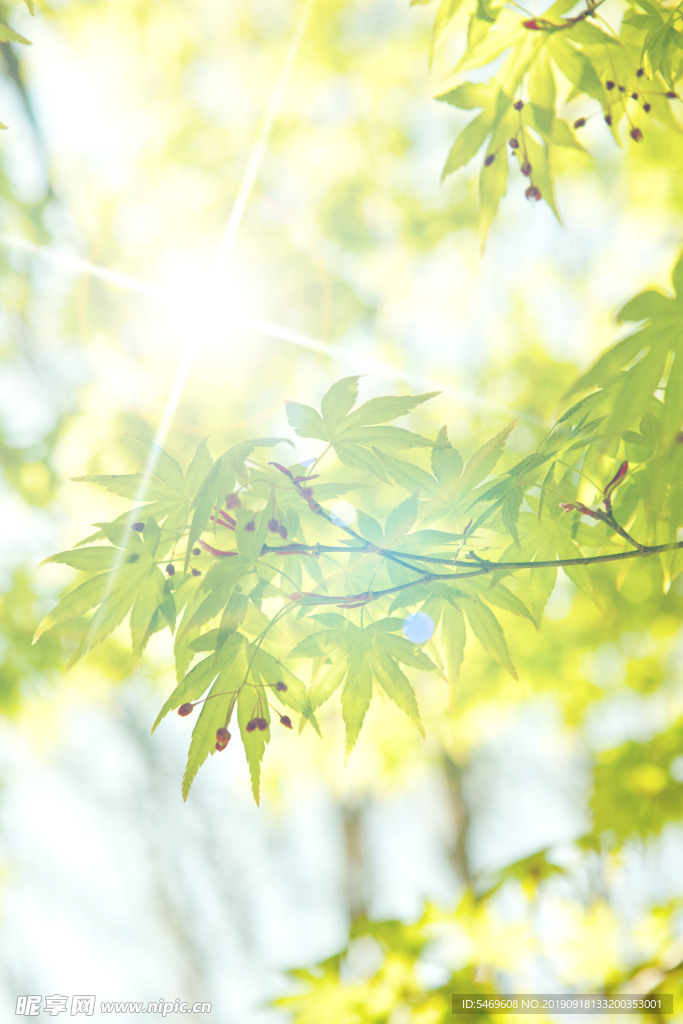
[402,610,434,644]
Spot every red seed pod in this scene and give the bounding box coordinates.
[178,703,194,717]
[666,91,678,99]
[278,525,288,540]
[225,493,241,509]
[573,118,586,128]
[269,462,293,479]
[191,568,202,577]
[605,81,615,91]
[521,161,532,176]
[509,137,519,149]
[245,520,255,532]
[513,100,524,111]
[166,564,176,576]
[275,681,287,692]
[636,68,645,78]
[643,103,651,113]
[525,185,542,201]
[192,547,201,556]
[246,720,257,733]
[268,518,279,532]
[131,522,145,532]
[604,114,612,125]
[216,511,236,529]
[522,19,541,29]
[631,92,639,100]
[257,718,268,731]
[484,153,495,167]
[630,127,643,142]
[280,715,292,729]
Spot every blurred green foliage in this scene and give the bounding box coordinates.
[0,0,681,1018]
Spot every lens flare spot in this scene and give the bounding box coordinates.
[329,500,356,527]
[403,610,434,644]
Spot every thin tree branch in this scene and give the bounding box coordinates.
[289,540,683,606]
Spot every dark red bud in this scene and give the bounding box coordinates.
[246,720,257,732]
[604,114,612,125]
[192,547,201,555]
[630,127,643,141]
[618,85,626,93]
[268,518,279,532]
[631,92,638,100]
[484,154,495,167]
[643,103,651,113]
[225,493,241,509]
[215,728,230,751]
[573,118,586,128]
[636,68,644,78]
[178,703,194,716]
[191,568,201,577]
[245,521,255,532]
[604,461,628,497]
[560,502,601,519]
[278,525,288,540]
[509,137,519,149]
[525,185,541,201]
[605,81,615,91]
[131,522,145,532]
[522,19,541,29]
[513,100,524,111]
[280,715,292,729]
[166,564,175,576]
[257,718,268,731]
[666,91,678,99]
[521,161,532,176]
[275,681,287,692]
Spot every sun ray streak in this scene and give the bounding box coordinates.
[0,232,540,421]
[241,314,543,421]
[67,0,317,657]
[215,0,315,272]
[144,0,316,458]
[0,230,542,422]
[0,233,165,300]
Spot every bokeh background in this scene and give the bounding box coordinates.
[1,0,682,1020]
